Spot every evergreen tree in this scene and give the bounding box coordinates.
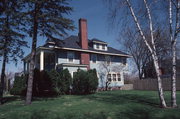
[23,0,74,104]
[0,0,28,104]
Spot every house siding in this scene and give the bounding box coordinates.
[89,54,126,88]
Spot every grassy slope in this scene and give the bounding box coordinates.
[0,90,180,119]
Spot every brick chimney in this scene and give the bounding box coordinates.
[79,18,90,69]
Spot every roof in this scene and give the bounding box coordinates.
[92,38,107,44]
[43,35,130,57]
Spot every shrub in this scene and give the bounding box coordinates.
[33,69,54,96]
[72,69,98,95]
[48,69,72,95]
[10,75,27,95]
[59,69,72,94]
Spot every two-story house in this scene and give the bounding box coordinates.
[23,18,131,88]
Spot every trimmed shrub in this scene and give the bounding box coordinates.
[48,69,72,95]
[72,69,98,95]
[10,75,27,95]
[59,69,72,94]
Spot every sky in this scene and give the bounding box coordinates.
[0,0,124,73]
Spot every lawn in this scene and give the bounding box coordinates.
[0,90,180,119]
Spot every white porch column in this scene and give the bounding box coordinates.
[40,51,44,71]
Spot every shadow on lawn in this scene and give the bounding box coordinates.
[85,92,160,108]
[2,96,23,104]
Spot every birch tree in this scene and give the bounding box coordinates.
[106,0,168,107]
[169,0,180,108]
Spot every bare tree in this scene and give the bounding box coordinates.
[98,56,125,90]
[120,27,150,79]
[106,0,169,107]
[169,0,180,108]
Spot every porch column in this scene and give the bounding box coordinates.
[40,51,44,71]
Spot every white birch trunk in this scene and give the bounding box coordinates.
[126,0,167,108]
[170,0,179,108]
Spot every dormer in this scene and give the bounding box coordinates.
[92,38,108,51]
[45,39,56,48]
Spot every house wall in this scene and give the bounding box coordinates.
[57,50,80,64]
[55,50,128,88]
[89,54,127,87]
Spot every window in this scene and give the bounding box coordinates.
[107,73,121,82]
[107,74,111,81]
[102,45,105,50]
[92,54,97,63]
[113,74,116,81]
[96,43,99,49]
[105,56,111,65]
[67,51,74,62]
[117,73,121,81]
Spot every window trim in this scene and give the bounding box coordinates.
[107,72,122,82]
[96,43,99,49]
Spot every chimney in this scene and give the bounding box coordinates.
[79,18,88,49]
[79,18,90,69]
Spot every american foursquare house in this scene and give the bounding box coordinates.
[23,19,131,88]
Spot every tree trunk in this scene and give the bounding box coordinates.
[170,0,179,108]
[25,3,38,105]
[151,53,167,107]
[0,40,8,105]
[126,0,167,108]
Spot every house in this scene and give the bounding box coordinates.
[23,18,131,88]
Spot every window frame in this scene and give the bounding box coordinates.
[117,73,121,81]
[96,43,99,49]
[107,72,122,82]
[102,44,106,50]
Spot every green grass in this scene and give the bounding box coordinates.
[0,90,180,119]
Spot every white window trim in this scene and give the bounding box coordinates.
[107,72,122,82]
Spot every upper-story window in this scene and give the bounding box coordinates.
[105,56,111,65]
[92,39,107,51]
[96,43,99,49]
[102,45,105,50]
[92,54,97,63]
[67,51,74,62]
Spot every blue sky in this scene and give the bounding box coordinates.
[1,0,123,73]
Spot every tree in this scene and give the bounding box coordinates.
[169,0,180,108]
[121,27,171,79]
[106,0,168,108]
[23,0,74,104]
[0,0,27,105]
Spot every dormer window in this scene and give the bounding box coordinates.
[102,45,105,50]
[92,38,108,51]
[96,43,99,49]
